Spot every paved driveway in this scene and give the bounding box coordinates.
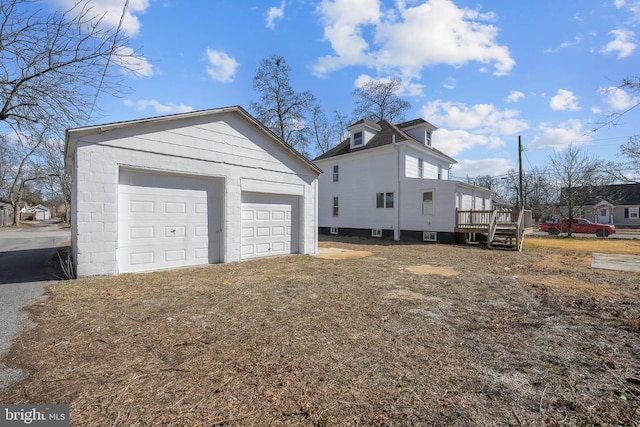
[0,221,70,389]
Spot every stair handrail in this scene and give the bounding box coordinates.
[487,210,499,247]
[516,209,525,252]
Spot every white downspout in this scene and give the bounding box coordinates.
[393,134,401,241]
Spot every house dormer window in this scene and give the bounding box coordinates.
[425,130,432,146]
[353,131,363,146]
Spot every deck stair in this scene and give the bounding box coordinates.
[456,209,533,251]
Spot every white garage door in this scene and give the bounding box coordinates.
[241,192,299,260]
[118,170,216,274]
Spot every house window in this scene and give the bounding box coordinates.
[372,228,383,238]
[333,165,339,182]
[418,158,424,178]
[423,231,437,242]
[600,208,608,217]
[422,191,434,215]
[437,165,442,180]
[376,192,394,208]
[353,131,363,146]
[332,197,339,217]
[425,130,432,146]
[629,207,639,219]
[330,227,339,235]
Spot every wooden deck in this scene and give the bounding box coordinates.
[455,209,533,251]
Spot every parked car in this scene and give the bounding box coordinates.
[538,218,616,237]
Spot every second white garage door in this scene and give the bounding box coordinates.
[241,192,299,260]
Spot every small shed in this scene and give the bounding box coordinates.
[27,204,51,221]
[0,198,14,227]
[65,106,321,277]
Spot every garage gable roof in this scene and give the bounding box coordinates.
[65,106,322,175]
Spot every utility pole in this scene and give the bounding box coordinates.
[518,136,524,212]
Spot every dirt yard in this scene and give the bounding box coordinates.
[1,236,639,426]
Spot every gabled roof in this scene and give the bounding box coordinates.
[65,106,322,175]
[313,119,455,163]
[347,118,381,130]
[396,118,437,130]
[562,183,640,206]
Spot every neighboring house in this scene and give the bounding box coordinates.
[65,106,321,277]
[563,183,640,228]
[0,198,14,227]
[26,204,51,221]
[314,118,497,244]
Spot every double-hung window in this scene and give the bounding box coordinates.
[376,192,394,208]
[422,191,434,215]
[333,165,339,182]
[353,131,363,146]
[332,197,339,217]
[418,158,424,178]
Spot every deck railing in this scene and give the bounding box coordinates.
[455,209,532,230]
[456,209,534,251]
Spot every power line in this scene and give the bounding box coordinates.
[87,0,130,123]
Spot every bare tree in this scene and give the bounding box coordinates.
[309,106,348,156]
[466,175,498,191]
[547,145,611,236]
[250,55,316,155]
[613,134,640,183]
[43,139,71,222]
[0,0,142,225]
[352,78,411,123]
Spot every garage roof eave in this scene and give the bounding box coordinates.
[64,106,322,176]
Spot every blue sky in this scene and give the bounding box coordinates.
[50,0,640,178]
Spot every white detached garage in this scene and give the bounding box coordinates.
[65,106,321,277]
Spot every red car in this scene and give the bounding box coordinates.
[538,218,616,237]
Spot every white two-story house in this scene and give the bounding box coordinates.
[314,118,497,244]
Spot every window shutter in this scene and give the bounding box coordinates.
[625,208,629,218]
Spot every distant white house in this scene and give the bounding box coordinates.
[314,118,496,244]
[65,106,321,277]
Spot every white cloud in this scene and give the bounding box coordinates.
[51,0,150,37]
[451,157,514,178]
[613,0,640,24]
[422,100,528,136]
[599,29,636,58]
[313,0,514,81]
[354,74,423,96]
[112,46,153,77]
[266,1,286,29]
[599,86,640,110]
[560,35,583,49]
[431,129,504,157]
[550,89,580,111]
[205,49,239,83]
[442,77,456,90]
[50,0,153,76]
[124,99,193,114]
[506,90,525,103]
[528,120,590,151]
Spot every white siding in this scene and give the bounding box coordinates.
[398,179,459,232]
[404,150,444,180]
[70,110,318,276]
[316,145,399,233]
[317,142,492,238]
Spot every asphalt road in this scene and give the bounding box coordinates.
[531,230,640,239]
[0,221,70,390]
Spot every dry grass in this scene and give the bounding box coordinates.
[1,236,639,426]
